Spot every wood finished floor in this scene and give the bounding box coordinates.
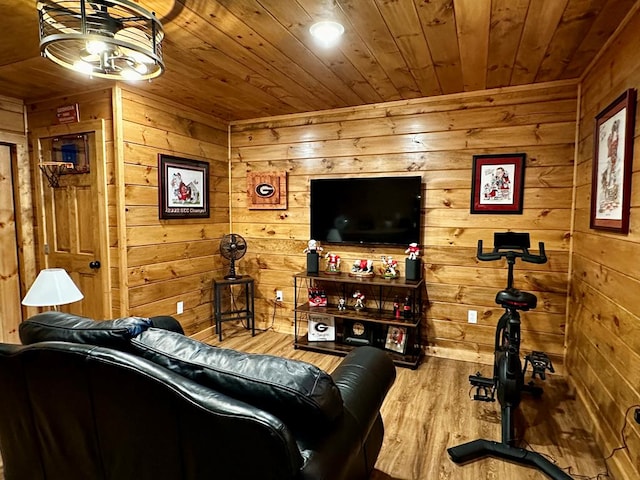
[208,324,608,480]
[0,325,608,480]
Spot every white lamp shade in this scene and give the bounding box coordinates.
[22,268,84,307]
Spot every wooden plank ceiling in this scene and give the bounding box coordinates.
[0,0,635,121]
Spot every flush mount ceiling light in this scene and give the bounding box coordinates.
[309,20,344,48]
[37,0,165,81]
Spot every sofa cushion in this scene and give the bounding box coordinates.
[19,312,152,349]
[129,328,344,432]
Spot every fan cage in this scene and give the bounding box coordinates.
[37,0,164,80]
[220,234,247,280]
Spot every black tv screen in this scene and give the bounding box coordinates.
[310,176,422,247]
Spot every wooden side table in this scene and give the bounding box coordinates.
[213,276,255,341]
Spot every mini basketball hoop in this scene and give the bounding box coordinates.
[38,162,74,188]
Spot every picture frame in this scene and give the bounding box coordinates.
[158,154,210,219]
[590,88,637,234]
[384,325,408,354]
[470,153,526,214]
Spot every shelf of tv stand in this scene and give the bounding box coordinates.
[293,271,425,369]
[295,334,423,370]
[294,303,420,328]
[295,271,423,288]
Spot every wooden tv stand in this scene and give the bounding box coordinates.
[293,271,424,369]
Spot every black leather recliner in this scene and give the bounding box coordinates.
[0,312,396,480]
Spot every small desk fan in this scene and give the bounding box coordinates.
[220,234,247,280]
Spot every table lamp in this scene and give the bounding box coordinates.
[22,268,84,310]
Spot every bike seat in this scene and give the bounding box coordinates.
[495,288,537,311]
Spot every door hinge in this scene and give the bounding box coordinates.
[44,244,49,255]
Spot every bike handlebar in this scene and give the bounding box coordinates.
[477,239,547,264]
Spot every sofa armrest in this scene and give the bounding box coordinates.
[148,315,184,334]
[331,346,396,440]
[296,347,396,479]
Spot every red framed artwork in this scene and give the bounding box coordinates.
[158,154,210,219]
[590,88,636,234]
[384,325,408,354]
[470,153,526,214]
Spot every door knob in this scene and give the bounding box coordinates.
[89,260,101,270]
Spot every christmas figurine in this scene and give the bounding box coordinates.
[304,239,323,274]
[380,255,399,278]
[324,252,341,273]
[405,242,420,260]
[303,239,323,254]
[338,298,347,311]
[350,258,375,277]
[353,290,365,311]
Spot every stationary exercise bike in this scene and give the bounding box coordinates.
[448,232,572,480]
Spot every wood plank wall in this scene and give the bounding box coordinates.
[26,88,230,335]
[230,81,577,368]
[569,6,640,479]
[118,88,229,335]
[0,96,24,136]
[0,95,36,336]
[27,88,115,312]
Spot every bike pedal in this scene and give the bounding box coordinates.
[468,373,496,402]
[525,351,555,380]
[472,386,495,402]
[469,372,494,388]
[473,393,495,402]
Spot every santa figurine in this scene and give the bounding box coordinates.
[303,239,323,254]
[325,252,341,273]
[353,290,365,311]
[338,298,346,311]
[381,255,399,278]
[405,243,420,260]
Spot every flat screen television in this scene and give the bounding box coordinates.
[310,176,422,247]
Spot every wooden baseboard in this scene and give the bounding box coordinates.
[189,326,215,342]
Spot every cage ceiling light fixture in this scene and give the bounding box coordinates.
[37,0,165,81]
[309,20,345,48]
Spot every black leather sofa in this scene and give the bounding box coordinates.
[0,312,396,480]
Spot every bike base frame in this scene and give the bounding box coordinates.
[447,439,573,480]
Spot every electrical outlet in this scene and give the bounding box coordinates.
[468,310,478,324]
[276,290,283,302]
[177,301,184,314]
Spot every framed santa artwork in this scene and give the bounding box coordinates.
[590,88,636,234]
[470,153,526,214]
